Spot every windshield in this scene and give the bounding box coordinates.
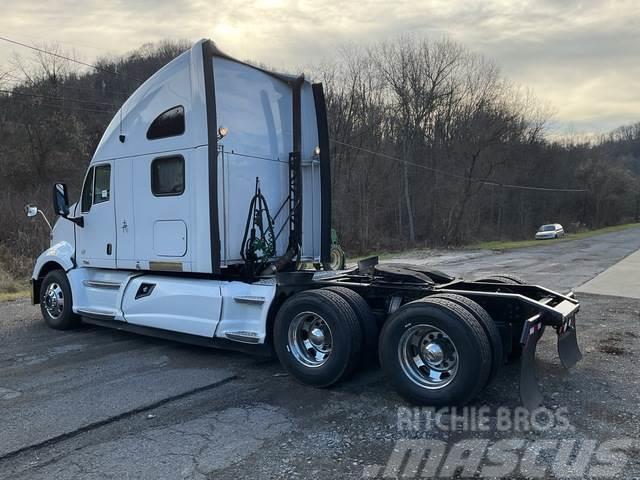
[539,225,555,232]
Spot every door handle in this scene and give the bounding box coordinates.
[107,243,112,255]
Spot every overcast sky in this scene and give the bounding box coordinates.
[1,0,639,136]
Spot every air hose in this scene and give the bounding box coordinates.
[241,178,276,275]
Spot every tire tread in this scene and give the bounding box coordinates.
[322,286,378,363]
[419,297,492,402]
[477,274,526,285]
[430,293,503,385]
[273,289,362,387]
[379,297,492,405]
[40,270,80,330]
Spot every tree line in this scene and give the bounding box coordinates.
[0,38,638,278]
[316,38,639,252]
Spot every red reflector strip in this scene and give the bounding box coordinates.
[529,322,543,336]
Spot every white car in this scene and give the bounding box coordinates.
[535,223,565,240]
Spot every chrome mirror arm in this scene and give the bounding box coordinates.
[38,210,53,231]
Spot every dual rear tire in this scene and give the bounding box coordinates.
[378,297,494,406]
[274,288,499,406]
[273,289,363,387]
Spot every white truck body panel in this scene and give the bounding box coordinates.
[214,56,292,264]
[300,82,322,260]
[68,268,133,319]
[64,267,276,341]
[217,281,277,343]
[213,56,322,264]
[33,240,75,274]
[121,275,224,337]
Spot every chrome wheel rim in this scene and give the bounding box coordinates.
[44,282,64,319]
[398,324,459,389]
[288,311,333,367]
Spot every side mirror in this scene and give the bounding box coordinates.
[25,205,38,217]
[53,183,70,217]
[52,183,84,227]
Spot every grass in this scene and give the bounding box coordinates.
[0,289,30,302]
[471,222,640,251]
[0,267,30,302]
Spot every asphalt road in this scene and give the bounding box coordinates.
[1,228,640,479]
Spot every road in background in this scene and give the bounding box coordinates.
[383,226,640,292]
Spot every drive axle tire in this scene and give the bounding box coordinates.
[322,286,379,365]
[379,298,492,406]
[40,270,80,330]
[430,293,503,385]
[274,289,363,387]
[476,274,526,286]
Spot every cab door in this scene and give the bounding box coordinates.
[75,162,117,268]
[114,159,136,269]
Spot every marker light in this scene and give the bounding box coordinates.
[314,146,321,156]
[218,126,229,139]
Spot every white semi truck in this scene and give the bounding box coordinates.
[28,39,582,408]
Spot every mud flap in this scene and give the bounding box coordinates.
[519,316,544,411]
[558,315,582,369]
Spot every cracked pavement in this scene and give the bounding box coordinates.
[2,227,640,478]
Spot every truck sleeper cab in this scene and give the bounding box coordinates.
[31,39,582,409]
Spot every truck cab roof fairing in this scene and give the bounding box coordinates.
[91,41,209,163]
[205,40,320,273]
[200,39,302,274]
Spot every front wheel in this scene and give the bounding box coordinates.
[379,297,492,406]
[40,270,80,330]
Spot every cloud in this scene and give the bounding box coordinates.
[0,0,638,135]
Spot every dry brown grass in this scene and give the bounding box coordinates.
[0,267,29,300]
[0,244,32,298]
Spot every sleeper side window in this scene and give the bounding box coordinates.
[93,164,111,204]
[81,167,94,213]
[146,106,185,140]
[151,156,185,196]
